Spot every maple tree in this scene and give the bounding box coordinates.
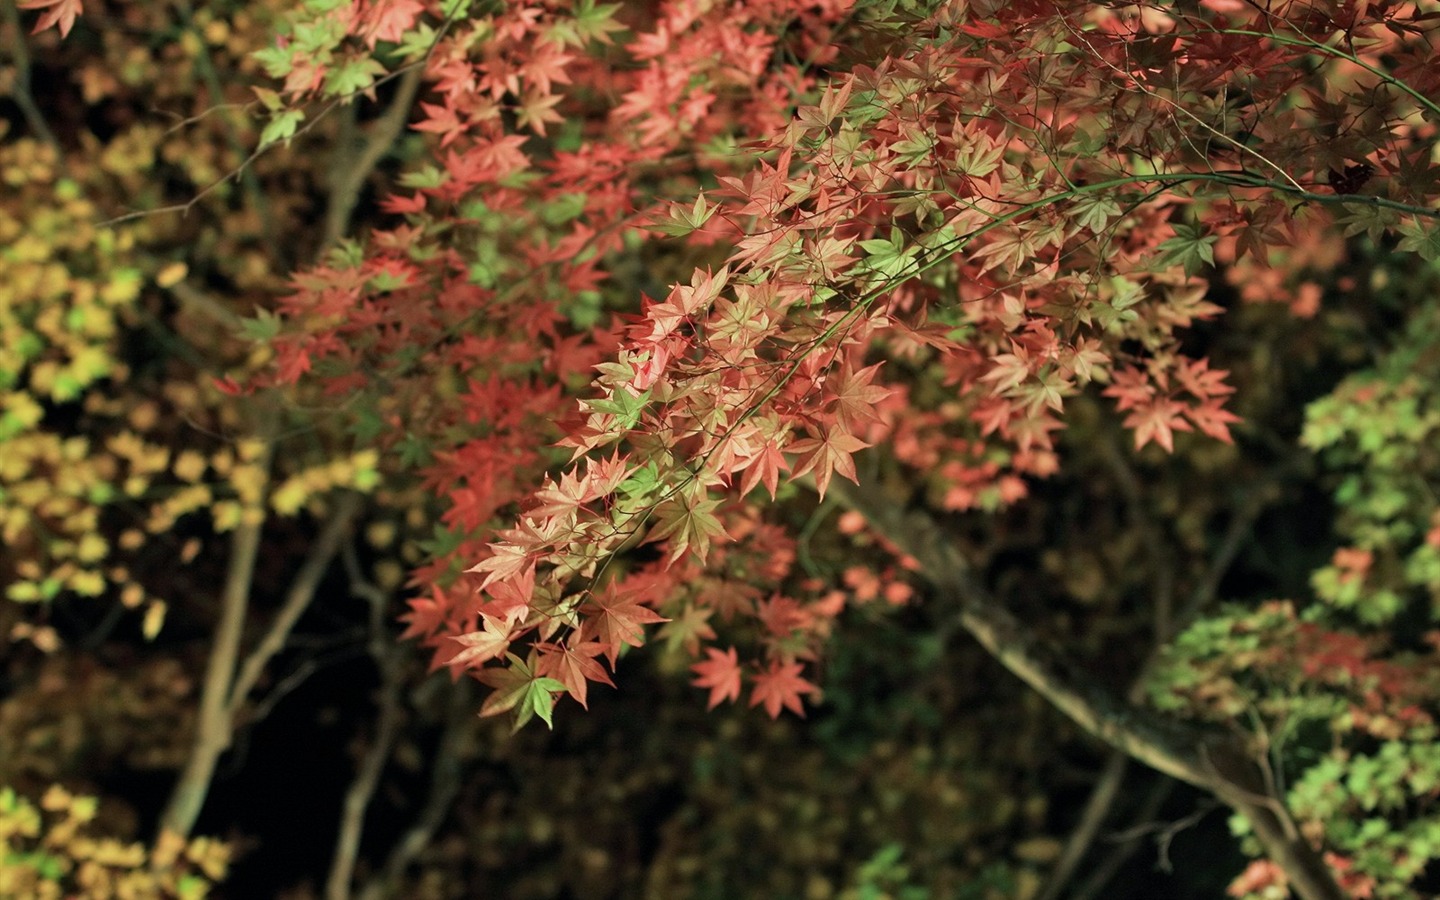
[9,0,1440,896]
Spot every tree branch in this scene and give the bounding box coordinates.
[357,678,474,900]
[170,0,281,264]
[226,491,363,715]
[3,3,62,154]
[828,479,1345,900]
[159,419,277,840]
[1037,751,1129,900]
[1071,777,1176,900]
[322,65,424,249]
[158,480,360,840]
[325,542,409,900]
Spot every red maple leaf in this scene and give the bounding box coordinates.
[830,362,894,430]
[19,0,82,38]
[356,0,424,47]
[398,588,449,642]
[749,660,818,718]
[1185,399,1242,444]
[690,646,742,709]
[789,427,868,499]
[1125,398,1193,453]
[536,640,613,709]
[580,585,669,664]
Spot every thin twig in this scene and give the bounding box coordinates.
[1107,797,1218,872]
[3,3,62,154]
[1038,435,1181,900]
[357,678,474,900]
[1036,752,1129,900]
[1060,16,1307,194]
[241,644,368,730]
[169,0,281,262]
[1101,433,1177,642]
[325,542,410,900]
[1070,778,1178,900]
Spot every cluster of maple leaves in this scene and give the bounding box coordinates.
[245,0,1438,729]
[25,0,1439,730]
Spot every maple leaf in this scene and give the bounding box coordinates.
[1125,398,1194,453]
[466,542,536,589]
[19,0,82,38]
[1156,223,1218,276]
[1174,357,1236,400]
[658,603,716,656]
[830,363,893,430]
[447,614,513,668]
[536,640,613,709]
[1185,399,1242,443]
[477,564,534,626]
[515,89,564,136]
[398,588,449,641]
[1103,367,1154,412]
[738,436,790,500]
[477,652,568,732]
[690,646,742,709]
[580,585,669,665]
[356,0,424,47]
[789,427,869,499]
[757,595,812,639]
[980,347,1034,394]
[648,492,730,563]
[530,470,591,519]
[749,660,818,718]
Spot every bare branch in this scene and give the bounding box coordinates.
[357,678,474,900]
[1037,752,1129,900]
[1071,777,1175,900]
[828,478,1346,900]
[226,491,364,714]
[325,543,409,900]
[170,0,281,263]
[159,418,277,840]
[323,65,425,248]
[159,479,361,841]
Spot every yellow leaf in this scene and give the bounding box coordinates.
[173,450,208,483]
[156,261,188,288]
[143,600,167,640]
[76,533,107,563]
[120,583,144,608]
[71,569,105,596]
[270,477,308,515]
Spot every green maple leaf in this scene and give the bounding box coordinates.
[858,227,918,281]
[259,109,305,149]
[1071,194,1121,232]
[659,603,716,655]
[649,491,729,563]
[324,57,386,98]
[1156,223,1217,276]
[1396,217,1440,263]
[587,388,649,430]
[478,653,568,732]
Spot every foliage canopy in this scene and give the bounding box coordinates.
[5,0,1440,897]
